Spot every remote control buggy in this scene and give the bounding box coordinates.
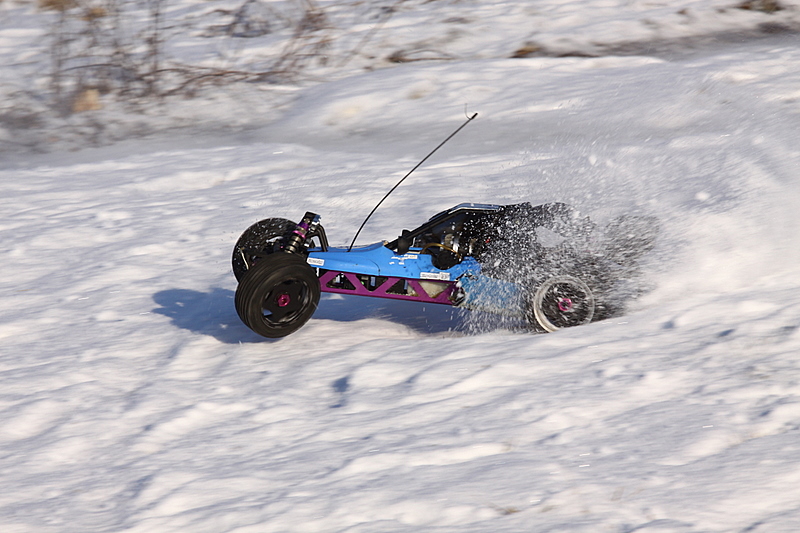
[232,202,658,338]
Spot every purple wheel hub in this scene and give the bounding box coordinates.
[276,293,291,307]
[558,297,573,312]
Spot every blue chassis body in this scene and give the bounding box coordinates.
[305,241,526,317]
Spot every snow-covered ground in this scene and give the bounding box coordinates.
[3,1,800,532]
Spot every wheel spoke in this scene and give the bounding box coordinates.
[262,301,282,321]
[262,280,306,322]
[545,284,587,326]
[532,276,595,331]
[263,291,291,321]
[284,282,304,304]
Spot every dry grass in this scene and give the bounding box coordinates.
[737,0,785,13]
[38,0,78,11]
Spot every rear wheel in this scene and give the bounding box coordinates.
[235,253,320,338]
[529,275,595,332]
[232,218,296,282]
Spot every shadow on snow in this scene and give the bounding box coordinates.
[151,287,263,344]
[151,288,472,344]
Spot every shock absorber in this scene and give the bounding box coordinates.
[284,212,321,254]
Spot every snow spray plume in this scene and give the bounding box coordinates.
[347,113,478,251]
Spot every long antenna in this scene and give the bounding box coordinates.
[348,112,478,251]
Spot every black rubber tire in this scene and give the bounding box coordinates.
[232,218,296,282]
[528,275,595,332]
[235,253,320,338]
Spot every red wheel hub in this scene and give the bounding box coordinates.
[276,293,291,307]
[558,297,573,312]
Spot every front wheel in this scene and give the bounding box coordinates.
[232,218,296,282]
[235,253,320,338]
[528,275,595,332]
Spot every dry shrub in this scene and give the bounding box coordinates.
[737,0,785,13]
[72,88,102,112]
[511,42,542,58]
[81,5,107,20]
[38,0,78,11]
